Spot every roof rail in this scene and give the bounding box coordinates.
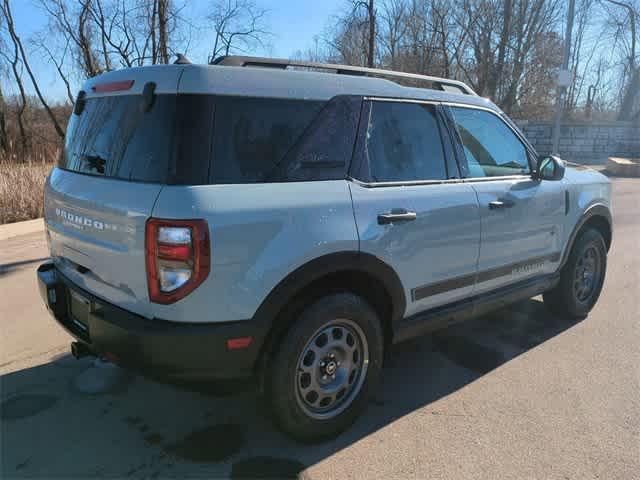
[212,56,477,96]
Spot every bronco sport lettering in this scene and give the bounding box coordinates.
[55,208,118,232]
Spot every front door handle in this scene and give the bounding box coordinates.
[377,209,417,225]
[488,199,515,210]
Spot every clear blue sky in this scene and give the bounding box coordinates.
[9,0,345,101]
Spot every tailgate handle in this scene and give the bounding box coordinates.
[76,264,90,274]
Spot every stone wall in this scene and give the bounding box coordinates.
[515,120,640,164]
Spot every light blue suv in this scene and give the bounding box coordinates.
[37,56,612,441]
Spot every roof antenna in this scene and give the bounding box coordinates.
[174,54,192,65]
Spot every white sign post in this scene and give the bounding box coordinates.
[552,0,576,156]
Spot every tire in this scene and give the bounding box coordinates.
[267,292,384,442]
[543,228,607,318]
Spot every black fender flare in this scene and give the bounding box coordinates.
[560,203,612,268]
[252,251,406,331]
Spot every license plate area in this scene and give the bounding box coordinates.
[68,289,91,333]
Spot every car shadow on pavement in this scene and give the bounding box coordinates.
[1,297,584,479]
[0,258,49,277]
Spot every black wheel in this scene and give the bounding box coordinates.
[544,228,607,318]
[267,293,383,442]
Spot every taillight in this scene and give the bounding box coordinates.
[145,219,210,304]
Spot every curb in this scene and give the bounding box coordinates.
[0,218,44,241]
[605,157,640,178]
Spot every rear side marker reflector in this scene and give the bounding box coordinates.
[92,80,135,93]
[226,337,253,350]
[103,352,120,364]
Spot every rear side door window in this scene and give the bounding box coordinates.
[449,106,530,178]
[363,101,447,182]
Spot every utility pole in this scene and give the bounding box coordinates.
[551,0,576,155]
[354,0,375,68]
[365,0,375,68]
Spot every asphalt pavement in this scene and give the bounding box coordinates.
[1,177,638,479]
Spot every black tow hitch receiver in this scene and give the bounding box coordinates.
[37,261,67,319]
[71,341,94,359]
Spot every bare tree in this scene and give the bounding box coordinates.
[0,14,6,155]
[149,0,158,62]
[0,83,7,155]
[40,0,104,77]
[87,0,146,67]
[33,36,75,105]
[3,0,65,139]
[487,0,513,98]
[452,0,563,112]
[401,0,439,75]
[207,0,270,62]
[431,0,463,78]
[379,0,406,69]
[40,0,188,74]
[518,30,563,118]
[500,0,563,113]
[77,0,103,75]
[400,0,470,78]
[602,0,639,120]
[157,0,170,63]
[321,0,565,116]
[353,0,376,67]
[0,0,28,153]
[89,0,114,70]
[566,0,596,115]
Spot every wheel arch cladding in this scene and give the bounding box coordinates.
[252,251,406,372]
[581,214,612,251]
[563,204,612,268]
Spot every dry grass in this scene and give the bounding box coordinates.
[0,161,54,224]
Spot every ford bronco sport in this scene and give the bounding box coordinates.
[37,56,612,441]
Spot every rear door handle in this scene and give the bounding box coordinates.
[488,199,515,210]
[377,209,417,225]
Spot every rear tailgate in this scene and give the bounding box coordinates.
[45,66,185,318]
[46,170,161,318]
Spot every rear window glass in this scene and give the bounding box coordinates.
[60,94,350,185]
[212,97,325,183]
[60,94,176,183]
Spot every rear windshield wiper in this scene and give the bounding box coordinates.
[82,154,107,174]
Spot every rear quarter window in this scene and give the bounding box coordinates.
[211,97,325,183]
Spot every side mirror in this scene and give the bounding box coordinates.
[536,155,565,181]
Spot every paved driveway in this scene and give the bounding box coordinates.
[1,177,638,479]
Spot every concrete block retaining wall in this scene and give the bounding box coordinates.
[515,120,640,164]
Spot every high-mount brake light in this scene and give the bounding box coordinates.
[92,80,135,93]
[145,219,210,304]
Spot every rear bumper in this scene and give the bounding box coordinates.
[37,261,267,381]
